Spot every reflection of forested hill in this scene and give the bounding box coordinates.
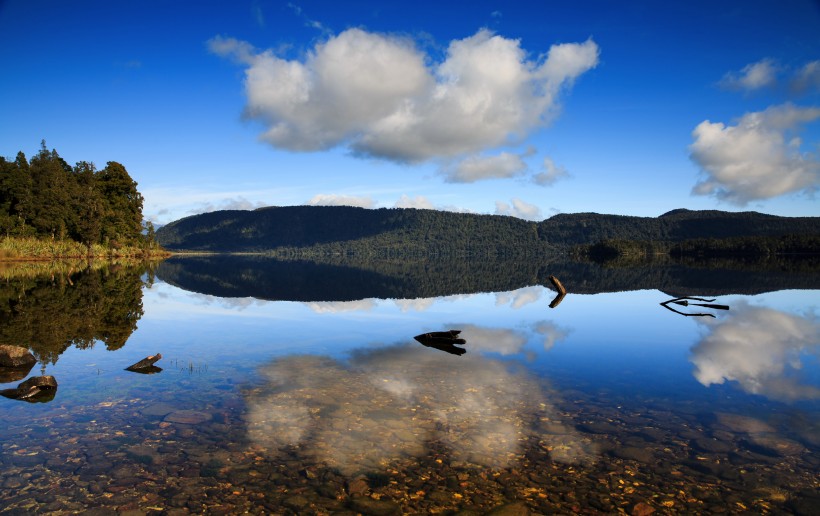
[156,255,820,302]
[156,205,820,254]
[0,265,145,365]
[156,255,544,301]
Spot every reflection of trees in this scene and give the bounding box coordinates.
[0,264,145,365]
[157,254,820,303]
[690,302,820,401]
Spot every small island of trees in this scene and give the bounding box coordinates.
[0,141,163,259]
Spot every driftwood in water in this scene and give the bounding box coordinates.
[414,330,467,356]
[660,296,730,318]
[126,353,163,373]
[0,375,58,403]
[548,275,567,308]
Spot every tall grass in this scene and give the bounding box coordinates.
[0,237,170,261]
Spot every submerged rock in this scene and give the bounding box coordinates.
[0,375,58,403]
[0,363,35,383]
[0,345,36,368]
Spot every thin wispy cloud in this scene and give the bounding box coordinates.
[209,29,598,166]
[689,103,820,205]
[719,58,779,91]
[720,58,820,95]
[533,157,570,186]
[791,60,820,94]
[442,152,528,183]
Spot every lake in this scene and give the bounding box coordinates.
[1,256,818,514]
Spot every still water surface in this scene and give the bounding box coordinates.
[1,258,818,514]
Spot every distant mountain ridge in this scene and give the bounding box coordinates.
[155,205,820,254]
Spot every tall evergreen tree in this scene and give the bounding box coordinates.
[97,161,144,245]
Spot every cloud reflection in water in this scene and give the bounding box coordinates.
[690,302,820,401]
[245,343,593,475]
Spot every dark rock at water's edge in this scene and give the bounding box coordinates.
[0,375,58,403]
[0,345,37,368]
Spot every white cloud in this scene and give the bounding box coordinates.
[442,152,527,183]
[306,193,375,208]
[719,58,820,96]
[457,324,528,355]
[533,157,569,186]
[187,196,267,215]
[791,60,820,94]
[211,29,598,163]
[533,320,570,351]
[495,286,543,309]
[690,303,820,401]
[689,103,820,204]
[393,298,435,312]
[495,198,543,220]
[720,58,779,91]
[393,194,434,209]
[208,35,257,65]
[304,299,378,313]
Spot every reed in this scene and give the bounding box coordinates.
[0,237,171,261]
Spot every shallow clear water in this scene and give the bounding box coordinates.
[1,260,818,514]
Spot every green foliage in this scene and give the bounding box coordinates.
[0,142,157,253]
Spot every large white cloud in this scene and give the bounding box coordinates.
[210,29,598,163]
[689,103,820,204]
[690,302,820,402]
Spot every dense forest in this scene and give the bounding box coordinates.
[0,141,158,254]
[156,205,820,257]
[157,205,550,257]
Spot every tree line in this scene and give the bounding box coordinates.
[156,204,820,259]
[0,141,155,250]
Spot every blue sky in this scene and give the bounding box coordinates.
[1,0,819,224]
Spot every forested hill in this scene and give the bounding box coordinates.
[155,205,820,255]
[156,205,546,255]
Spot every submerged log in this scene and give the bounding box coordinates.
[126,353,163,372]
[548,275,567,308]
[660,296,730,318]
[548,275,566,296]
